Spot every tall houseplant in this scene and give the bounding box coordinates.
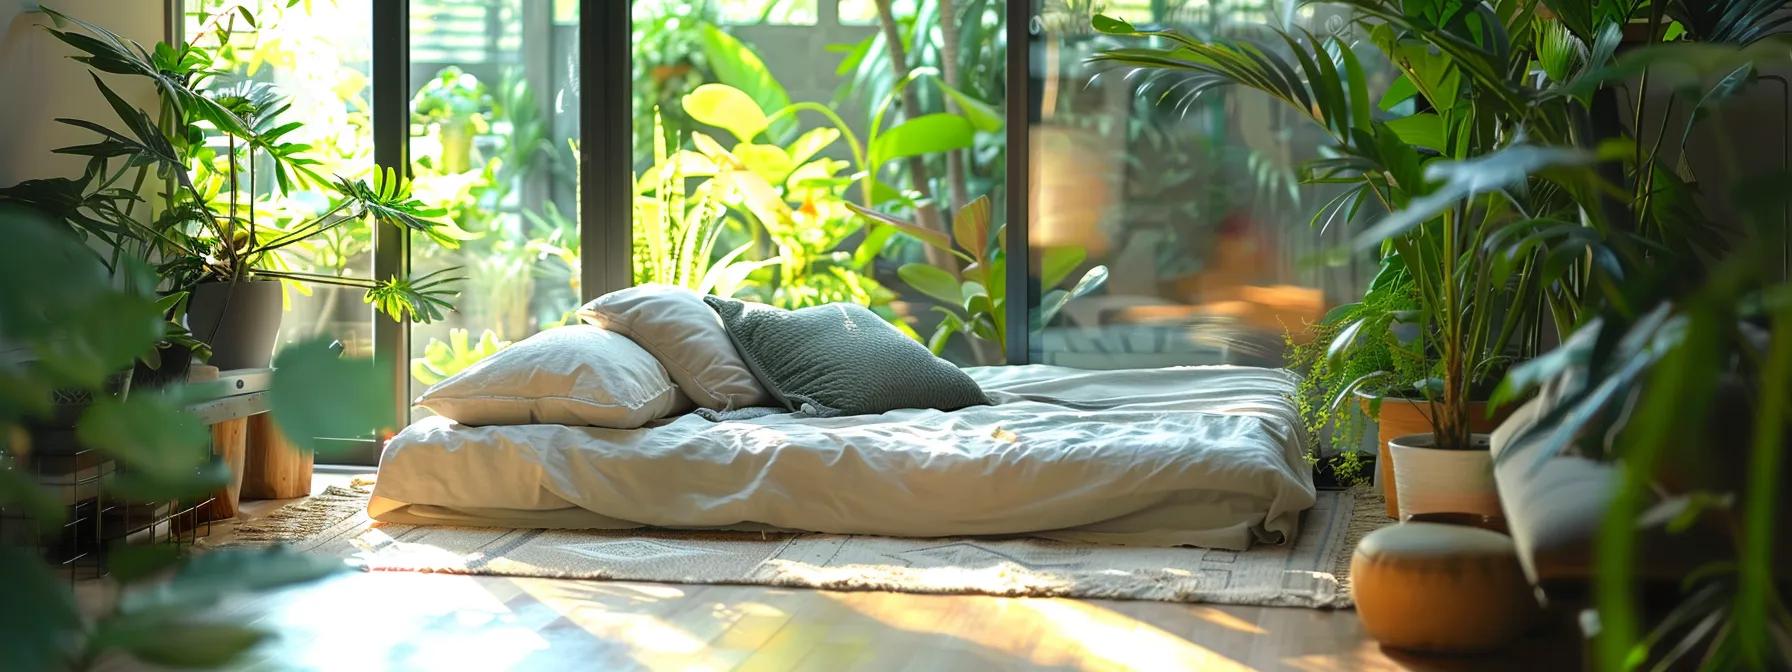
[1104,1,1790,667]
[1088,0,1723,516]
[28,6,462,370]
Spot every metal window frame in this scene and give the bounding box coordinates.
[581,0,632,302]
[1005,0,1031,364]
[364,0,412,465]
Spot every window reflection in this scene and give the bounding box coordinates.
[1030,0,1371,369]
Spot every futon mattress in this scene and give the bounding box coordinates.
[369,365,1316,550]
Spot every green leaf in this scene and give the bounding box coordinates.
[119,546,343,617]
[961,280,989,304]
[1040,246,1087,290]
[682,84,769,143]
[77,394,209,482]
[1378,74,1418,111]
[733,143,796,185]
[786,127,840,166]
[699,25,796,142]
[106,545,187,584]
[1326,318,1370,363]
[114,623,268,668]
[936,82,1003,133]
[107,460,232,502]
[0,460,68,530]
[870,114,974,166]
[0,213,162,389]
[1035,266,1110,328]
[1091,14,1138,34]
[899,263,964,306]
[1065,266,1108,301]
[846,202,955,254]
[0,546,82,672]
[1353,145,1595,251]
[927,315,962,355]
[362,267,462,324]
[268,339,395,454]
[1384,113,1446,152]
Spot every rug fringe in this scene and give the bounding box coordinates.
[1329,486,1391,600]
[227,484,371,543]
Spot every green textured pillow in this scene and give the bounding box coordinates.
[703,296,991,418]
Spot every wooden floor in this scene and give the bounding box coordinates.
[177,472,1577,671]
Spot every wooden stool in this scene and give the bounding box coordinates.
[240,414,312,500]
[1351,522,1540,653]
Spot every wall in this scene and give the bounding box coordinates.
[0,1,165,185]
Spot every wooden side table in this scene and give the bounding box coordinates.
[186,368,312,521]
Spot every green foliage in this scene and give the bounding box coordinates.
[411,328,512,387]
[0,206,355,670]
[11,4,464,331]
[1089,2,1792,670]
[853,195,1108,362]
[1284,266,1428,481]
[268,339,396,454]
[1091,5,1616,452]
[633,113,782,296]
[1099,5,1792,666]
[675,80,899,313]
[633,1,721,160]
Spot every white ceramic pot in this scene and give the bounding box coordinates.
[1388,433,1501,519]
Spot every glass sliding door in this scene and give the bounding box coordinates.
[630,0,1009,366]
[406,0,582,407]
[183,0,378,360]
[1026,0,1374,369]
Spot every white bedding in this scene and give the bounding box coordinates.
[370,365,1316,550]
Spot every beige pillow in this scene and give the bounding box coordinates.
[414,325,690,427]
[577,285,772,410]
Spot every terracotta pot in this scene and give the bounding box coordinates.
[1389,433,1501,520]
[1361,394,1511,517]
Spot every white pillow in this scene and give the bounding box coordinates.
[577,285,772,411]
[413,325,690,427]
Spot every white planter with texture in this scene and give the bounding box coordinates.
[1389,433,1501,519]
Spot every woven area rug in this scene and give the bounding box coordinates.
[224,485,1386,609]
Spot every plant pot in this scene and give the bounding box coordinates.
[187,280,283,371]
[35,367,132,430]
[1388,433,1501,520]
[131,343,196,390]
[440,120,475,174]
[1361,394,1511,517]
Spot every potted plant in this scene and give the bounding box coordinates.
[30,8,464,370]
[412,66,494,175]
[0,169,211,391]
[1089,8,1625,518]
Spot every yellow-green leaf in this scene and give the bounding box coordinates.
[870,114,974,166]
[682,84,768,142]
